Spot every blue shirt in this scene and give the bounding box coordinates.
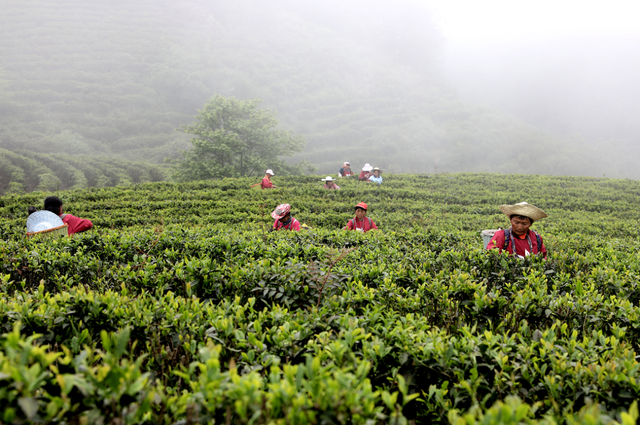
[369,175,383,184]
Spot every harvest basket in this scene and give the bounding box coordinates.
[27,223,69,239]
[481,229,499,249]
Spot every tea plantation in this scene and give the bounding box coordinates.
[1,173,640,424]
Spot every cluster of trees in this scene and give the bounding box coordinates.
[171,95,309,181]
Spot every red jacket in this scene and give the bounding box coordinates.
[261,176,274,189]
[487,229,546,258]
[345,217,377,232]
[61,214,93,235]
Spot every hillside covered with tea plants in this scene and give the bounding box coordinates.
[1,173,640,424]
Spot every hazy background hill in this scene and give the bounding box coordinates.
[0,0,637,194]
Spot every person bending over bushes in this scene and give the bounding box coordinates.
[44,196,93,235]
[271,203,300,231]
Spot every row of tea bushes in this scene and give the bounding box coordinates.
[3,173,640,239]
[2,227,640,342]
[0,323,387,424]
[2,280,640,422]
[3,322,637,424]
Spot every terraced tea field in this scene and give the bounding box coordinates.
[1,173,640,424]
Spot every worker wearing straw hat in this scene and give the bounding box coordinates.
[44,196,93,236]
[321,176,340,190]
[343,202,378,232]
[487,202,548,258]
[260,169,276,189]
[271,203,301,231]
[368,167,382,184]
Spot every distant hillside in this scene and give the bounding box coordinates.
[0,148,166,195]
[0,0,632,186]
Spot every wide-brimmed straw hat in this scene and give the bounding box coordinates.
[362,163,373,172]
[372,167,380,172]
[354,202,368,211]
[271,203,291,220]
[321,176,335,182]
[26,210,64,233]
[499,202,548,222]
[265,169,275,175]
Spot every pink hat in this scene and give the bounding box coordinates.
[271,203,291,220]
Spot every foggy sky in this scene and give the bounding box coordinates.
[2,0,640,180]
[428,0,640,144]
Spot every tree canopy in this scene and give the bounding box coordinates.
[171,95,306,181]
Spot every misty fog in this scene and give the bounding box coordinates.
[1,0,639,188]
[444,37,640,145]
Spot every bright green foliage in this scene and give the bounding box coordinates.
[2,173,640,423]
[172,95,307,181]
[0,323,155,424]
[448,397,639,425]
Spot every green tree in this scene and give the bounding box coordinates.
[170,95,306,181]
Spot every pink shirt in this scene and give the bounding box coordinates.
[261,176,274,189]
[345,217,377,232]
[273,218,301,231]
[358,171,372,181]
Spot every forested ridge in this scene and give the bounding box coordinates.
[0,0,633,195]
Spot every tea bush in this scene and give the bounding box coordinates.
[2,173,640,423]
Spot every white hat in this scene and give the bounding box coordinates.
[265,169,274,175]
[362,163,373,172]
[27,210,64,233]
[321,176,335,181]
[344,161,350,166]
[499,202,548,222]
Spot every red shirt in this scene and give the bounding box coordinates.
[61,214,93,235]
[261,176,274,189]
[358,171,372,181]
[273,218,300,231]
[487,229,546,258]
[345,217,378,232]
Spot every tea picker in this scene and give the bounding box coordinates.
[271,203,301,231]
[42,196,93,236]
[343,202,378,232]
[251,169,276,189]
[368,167,382,184]
[483,202,548,259]
[321,176,340,190]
